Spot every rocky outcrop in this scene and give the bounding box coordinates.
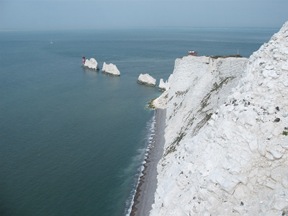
[158,79,168,91]
[102,62,120,76]
[150,21,288,216]
[83,58,98,70]
[137,73,156,86]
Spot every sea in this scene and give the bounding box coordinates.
[0,27,277,216]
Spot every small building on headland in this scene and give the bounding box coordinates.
[188,50,197,56]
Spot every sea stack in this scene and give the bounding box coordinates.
[150,21,288,215]
[158,74,173,91]
[158,79,168,91]
[102,62,120,76]
[137,73,156,86]
[83,58,98,70]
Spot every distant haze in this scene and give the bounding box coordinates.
[0,0,287,30]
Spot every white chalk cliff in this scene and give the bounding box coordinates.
[102,62,120,76]
[151,21,288,216]
[138,73,156,86]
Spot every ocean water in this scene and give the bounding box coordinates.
[0,27,276,216]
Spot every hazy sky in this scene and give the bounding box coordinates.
[0,0,287,30]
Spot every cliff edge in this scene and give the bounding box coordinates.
[151,21,288,216]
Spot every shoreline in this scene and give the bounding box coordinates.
[130,109,166,216]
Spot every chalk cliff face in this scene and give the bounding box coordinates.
[151,22,288,216]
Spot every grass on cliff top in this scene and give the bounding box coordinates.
[210,54,243,59]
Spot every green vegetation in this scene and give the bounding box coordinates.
[147,99,156,109]
[212,76,235,92]
[164,76,235,157]
[199,76,235,112]
[210,54,243,59]
[175,89,189,96]
[192,113,213,136]
[165,132,186,156]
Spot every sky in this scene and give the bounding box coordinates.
[0,0,288,30]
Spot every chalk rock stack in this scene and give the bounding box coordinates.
[150,21,288,216]
[102,62,120,76]
[137,73,156,86]
[84,58,98,70]
[158,79,168,91]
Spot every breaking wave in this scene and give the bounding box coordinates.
[124,112,156,216]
